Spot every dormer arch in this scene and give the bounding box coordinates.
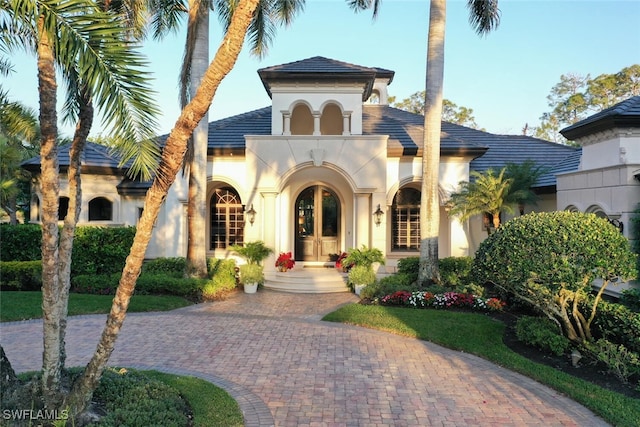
[319,101,347,135]
[289,101,314,135]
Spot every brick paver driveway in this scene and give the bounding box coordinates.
[1,290,609,426]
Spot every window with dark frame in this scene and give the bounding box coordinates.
[392,188,421,251]
[210,187,244,250]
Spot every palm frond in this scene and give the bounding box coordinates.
[467,0,500,36]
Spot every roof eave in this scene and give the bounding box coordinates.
[560,116,640,140]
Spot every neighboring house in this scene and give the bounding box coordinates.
[22,56,579,271]
[556,95,640,294]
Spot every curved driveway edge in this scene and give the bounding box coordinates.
[1,291,610,426]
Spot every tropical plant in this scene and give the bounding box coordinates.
[231,240,273,265]
[239,263,264,285]
[472,211,637,343]
[343,245,385,269]
[503,159,549,215]
[351,0,500,286]
[448,168,514,234]
[348,265,376,286]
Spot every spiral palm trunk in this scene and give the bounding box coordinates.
[65,0,261,416]
[57,96,93,368]
[37,14,63,407]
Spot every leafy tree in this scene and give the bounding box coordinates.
[534,65,640,143]
[472,211,637,343]
[392,92,481,129]
[351,0,500,286]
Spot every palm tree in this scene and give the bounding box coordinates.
[3,0,161,410]
[349,0,500,285]
[448,168,514,235]
[67,0,262,414]
[153,0,305,278]
[504,159,548,215]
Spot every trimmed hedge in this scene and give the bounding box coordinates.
[0,260,42,291]
[72,226,136,276]
[0,224,41,261]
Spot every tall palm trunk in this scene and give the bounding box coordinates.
[37,13,63,406]
[418,0,445,286]
[57,93,93,368]
[65,0,260,415]
[185,2,209,278]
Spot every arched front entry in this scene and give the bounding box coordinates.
[295,186,340,261]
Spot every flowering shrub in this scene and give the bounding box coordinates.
[275,252,295,270]
[335,252,353,271]
[381,290,505,313]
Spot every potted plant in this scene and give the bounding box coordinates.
[239,263,264,294]
[275,252,295,272]
[348,265,377,296]
[230,241,273,265]
[343,245,385,269]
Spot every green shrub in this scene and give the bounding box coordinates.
[473,211,637,343]
[239,264,264,284]
[621,288,640,312]
[397,257,419,283]
[71,273,121,295]
[0,260,42,291]
[360,273,421,299]
[584,339,640,384]
[439,256,474,289]
[136,274,204,297]
[202,259,238,300]
[0,224,41,261]
[515,316,571,356]
[143,257,187,276]
[72,226,136,276]
[588,298,640,354]
[90,368,190,427]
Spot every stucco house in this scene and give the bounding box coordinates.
[28,56,630,287]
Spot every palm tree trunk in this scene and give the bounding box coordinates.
[57,94,93,369]
[186,3,210,278]
[65,0,261,415]
[419,0,445,286]
[37,13,63,407]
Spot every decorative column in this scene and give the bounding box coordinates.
[342,112,351,136]
[262,191,278,272]
[354,193,371,248]
[313,112,321,136]
[282,111,291,136]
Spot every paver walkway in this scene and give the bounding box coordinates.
[1,290,610,426]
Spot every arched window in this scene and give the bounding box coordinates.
[290,103,313,135]
[320,103,343,135]
[392,188,421,251]
[210,187,244,250]
[88,197,112,221]
[58,197,69,220]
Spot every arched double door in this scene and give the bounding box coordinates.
[295,186,340,261]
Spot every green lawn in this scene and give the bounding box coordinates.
[144,371,244,427]
[0,291,192,322]
[323,304,640,427]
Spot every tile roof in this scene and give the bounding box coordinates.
[257,56,394,100]
[561,96,640,140]
[21,142,126,173]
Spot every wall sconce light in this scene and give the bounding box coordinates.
[246,203,256,226]
[373,204,384,226]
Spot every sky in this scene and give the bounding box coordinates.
[4,0,640,139]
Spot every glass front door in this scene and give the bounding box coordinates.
[295,186,340,261]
